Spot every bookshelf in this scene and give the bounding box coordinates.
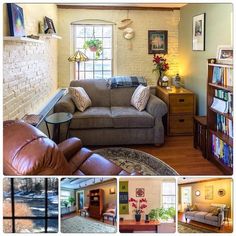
[89,189,104,219]
[207,59,233,175]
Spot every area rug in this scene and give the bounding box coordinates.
[61,216,117,233]
[178,221,216,233]
[94,147,179,175]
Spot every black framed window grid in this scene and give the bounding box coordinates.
[3,178,58,233]
[74,24,113,80]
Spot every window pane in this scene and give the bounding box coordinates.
[103,38,112,48]
[76,26,84,37]
[162,182,175,195]
[48,219,58,233]
[14,178,45,217]
[3,178,11,216]
[94,71,103,79]
[103,60,112,70]
[85,26,93,37]
[85,72,93,79]
[48,178,58,217]
[94,60,103,70]
[103,71,112,78]
[103,26,112,37]
[3,220,12,233]
[76,38,84,48]
[15,219,45,233]
[85,61,93,71]
[94,26,102,37]
[103,49,112,59]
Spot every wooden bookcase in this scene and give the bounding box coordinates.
[207,59,233,175]
[89,189,104,219]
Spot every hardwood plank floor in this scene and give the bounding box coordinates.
[126,136,223,175]
[178,212,233,233]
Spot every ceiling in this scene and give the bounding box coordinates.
[61,178,114,189]
[178,177,221,184]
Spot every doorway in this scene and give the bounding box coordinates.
[76,191,84,210]
[181,186,192,212]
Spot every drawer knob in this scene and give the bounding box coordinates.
[179,99,185,102]
[179,119,185,122]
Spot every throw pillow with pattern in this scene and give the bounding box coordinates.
[69,87,92,112]
[131,85,150,111]
[212,208,221,216]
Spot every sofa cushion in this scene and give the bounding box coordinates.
[185,211,198,217]
[195,211,208,219]
[70,107,113,129]
[70,79,110,107]
[110,87,136,106]
[111,107,154,128]
[69,87,92,112]
[131,85,150,111]
[205,213,219,222]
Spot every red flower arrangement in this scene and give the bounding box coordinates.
[129,197,148,214]
[152,54,169,75]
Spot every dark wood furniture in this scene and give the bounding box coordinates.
[193,116,207,158]
[156,86,196,136]
[207,59,233,175]
[44,112,72,143]
[89,189,104,219]
[119,220,160,233]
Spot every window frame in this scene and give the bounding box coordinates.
[161,182,176,209]
[73,23,114,80]
[3,178,58,233]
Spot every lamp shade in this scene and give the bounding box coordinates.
[68,50,89,62]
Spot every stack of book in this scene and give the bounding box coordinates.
[216,114,233,138]
[212,134,233,168]
[212,66,233,86]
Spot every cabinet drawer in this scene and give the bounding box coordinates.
[169,95,194,114]
[169,115,193,135]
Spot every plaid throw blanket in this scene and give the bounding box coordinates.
[107,76,147,89]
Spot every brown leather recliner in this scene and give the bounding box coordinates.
[3,120,131,176]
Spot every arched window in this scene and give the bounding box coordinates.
[72,20,113,80]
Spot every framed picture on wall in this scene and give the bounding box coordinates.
[205,185,213,200]
[192,13,206,51]
[136,188,145,197]
[216,45,233,64]
[44,16,56,34]
[7,3,25,37]
[148,30,168,54]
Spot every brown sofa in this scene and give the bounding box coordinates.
[3,120,133,176]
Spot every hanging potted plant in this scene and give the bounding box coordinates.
[129,197,148,222]
[83,38,103,59]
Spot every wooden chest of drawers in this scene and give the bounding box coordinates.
[156,86,196,136]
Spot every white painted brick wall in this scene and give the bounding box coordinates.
[3,40,58,120]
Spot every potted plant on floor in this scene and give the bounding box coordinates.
[83,38,103,59]
[129,197,148,222]
[68,196,76,212]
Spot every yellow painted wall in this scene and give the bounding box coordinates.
[179,178,232,217]
[57,8,180,87]
[120,178,176,220]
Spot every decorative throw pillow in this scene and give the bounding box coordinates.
[131,85,150,111]
[189,205,198,211]
[208,206,216,213]
[69,87,92,112]
[106,208,115,214]
[211,208,221,216]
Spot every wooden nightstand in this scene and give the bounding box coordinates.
[156,86,196,136]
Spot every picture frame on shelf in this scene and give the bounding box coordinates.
[7,3,25,37]
[216,45,233,64]
[148,30,168,54]
[44,16,56,34]
[192,13,205,51]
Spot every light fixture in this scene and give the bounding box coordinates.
[109,187,115,194]
[68,50,89,80]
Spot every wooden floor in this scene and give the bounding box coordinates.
[125,135,223,175]
[178,212,233,233]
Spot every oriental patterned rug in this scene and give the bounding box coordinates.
[94,147,178,176]
[61,216,117,233]
[178,221,216,233]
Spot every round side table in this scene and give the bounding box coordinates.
[44,112,73,143]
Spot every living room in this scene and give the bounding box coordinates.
[60,177,117,233]
[178,177,233,233]
[3,2,233,177]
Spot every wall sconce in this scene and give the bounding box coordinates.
[109,187,115,194]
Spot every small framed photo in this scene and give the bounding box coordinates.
[136,188,145,197]
[192,13,206,51]
[217,45,233,64]
[148,30,168,54]
[44,16,56,34]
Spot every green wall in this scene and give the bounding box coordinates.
[179,3,232,115]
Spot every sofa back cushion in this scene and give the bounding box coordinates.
[110,87,136,106]
[70,79,110,107]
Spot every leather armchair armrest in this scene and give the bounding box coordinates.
[58,137,82,160]
[146,94,168,118]
[54,93,75,114]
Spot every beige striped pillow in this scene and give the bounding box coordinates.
[131,85,150,111]
[69,87,92,112]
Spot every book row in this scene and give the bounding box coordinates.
[212,66,233,86]
[216,114,233,138]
